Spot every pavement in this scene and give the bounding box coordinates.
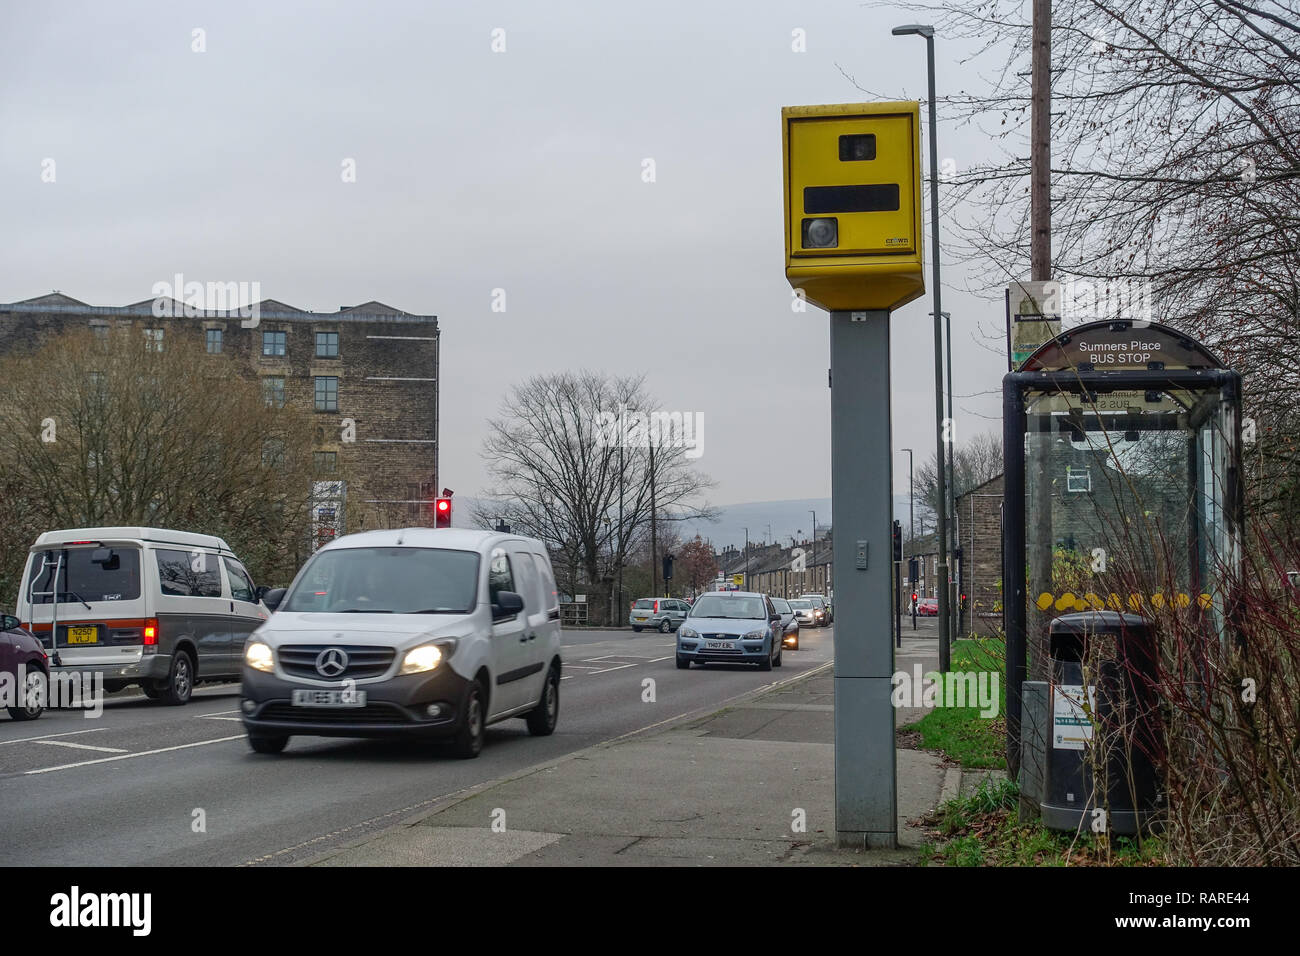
[303,633,960,866]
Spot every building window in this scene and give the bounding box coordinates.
[314,376,338,412]
[262,376,286,408]
[1066,465,1092,493]
[262,330,287,356]
[206,328,223,353]
[144,328,164,352]
[315,331,339,358]
[314,451,338,473]
[261,439,286,468]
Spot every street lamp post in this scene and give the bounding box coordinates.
[808,509,817,593]
[893,22,951,672]
[902,447,915,629]
[743,526,750,590]
[933,308,957,643]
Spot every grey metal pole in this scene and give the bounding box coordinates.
[831,309,896,849]
[903,447,915,629]
[618,440,624,623]
[895,23,950,668]
[923,32,951,673]
[945,310,956,641]
[744,527,749,589]
[809,509,816,592]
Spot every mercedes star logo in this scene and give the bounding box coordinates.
[315,647,349,678]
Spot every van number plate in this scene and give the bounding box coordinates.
[291,689,367,708]
[67,626,98,644]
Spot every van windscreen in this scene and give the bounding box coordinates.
[26,547,142,604]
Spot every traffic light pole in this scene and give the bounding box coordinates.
[831,309,896,849]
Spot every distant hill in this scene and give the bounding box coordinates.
[678,496,922,551]
[452,495,927,551]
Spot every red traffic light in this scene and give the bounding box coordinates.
[434,497,452,528]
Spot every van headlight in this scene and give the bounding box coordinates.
[401,644,444,675]
[245,642,274,673]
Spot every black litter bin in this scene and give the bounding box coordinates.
[1040,611,1161,834]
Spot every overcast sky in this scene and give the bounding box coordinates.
[1,0,1015,511]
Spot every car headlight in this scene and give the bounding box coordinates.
[744,629,766,641]
[679,626,699,639]
[245,641,274,673]
[401,643,444,675]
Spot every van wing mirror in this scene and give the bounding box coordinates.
[493,591,524,620]
[262,587,287,611]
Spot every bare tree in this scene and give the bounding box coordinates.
[474,371,716,622]
[0,327,359,595]
[866,0,1300,502]
[914,430,1004,520]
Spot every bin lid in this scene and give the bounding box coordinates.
[1049,610,1151,635]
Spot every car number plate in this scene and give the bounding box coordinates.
[291,689,367,708]
[705,640,734,649]
[67,626,98,645]
[634,616,648,621]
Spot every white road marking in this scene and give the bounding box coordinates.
[586,663,639,675]
[201,709,241,717]
[35,739,128,753]
[201,716,244,722]
[648,656,673,662]
[24,735,246,775]
[0,728,109,747]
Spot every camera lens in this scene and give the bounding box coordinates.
[802,217,838,248]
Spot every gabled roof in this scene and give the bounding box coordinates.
[339,301,408,315]
[15,292,90,307]
[254,299,305,313]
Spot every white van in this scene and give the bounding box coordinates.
[240,528,563,757]
[15,527,269,705]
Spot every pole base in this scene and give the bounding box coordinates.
[836,830,898,850]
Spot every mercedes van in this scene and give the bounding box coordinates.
[239,528,563,758]
[15,527,269,705]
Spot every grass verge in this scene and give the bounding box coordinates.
[899,637,1007,769]
[917,777,1166,866]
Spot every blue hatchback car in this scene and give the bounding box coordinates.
[675,592,783,671]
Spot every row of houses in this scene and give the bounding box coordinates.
[702,477,1008,638]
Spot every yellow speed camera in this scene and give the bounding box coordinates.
[782,102,925,312]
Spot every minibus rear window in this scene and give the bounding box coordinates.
[26,547,142,604]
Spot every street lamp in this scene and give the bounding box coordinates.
[743,526,750,590]
[894,21,951,672]
[902,447,915,628]
[808,509,817,593]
